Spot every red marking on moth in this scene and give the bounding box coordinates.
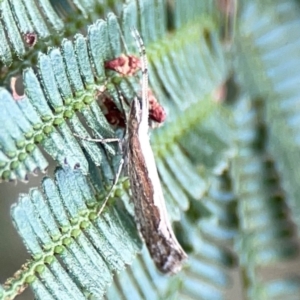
[104,54,141,76]
[24,32,37,47]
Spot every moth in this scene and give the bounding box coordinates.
[85,29,187,274]
[125,29,187,274]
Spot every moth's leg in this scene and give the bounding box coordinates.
[73,133,120,144]
[97,157,125,216]
[131,28,149,111]
[74,132,125,214]
[114,89,130,140]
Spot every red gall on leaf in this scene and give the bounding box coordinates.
[99,89,166,128]
[24,32,37,47]
[100,96,126,128]
[104,54,141,76]
[103,53,166,126]
[148,89,167,124]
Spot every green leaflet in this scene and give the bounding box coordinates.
[0,0,64,65]
[0,0,126,66]
[232,1,300,297]
[0,89,48,181]
[235,0,300,232]
[231,94,300,298]
[4,167,141,300]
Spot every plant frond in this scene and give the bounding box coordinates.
[213,0,300,297]
[2,166,141,299]
[231,94,299,299]
[234,0,300,231]
[0,0,128,69]
[0,1,228,212]
[0,88,49,181]
[0,0,64,65]
[0,2,233,297]
[4,1,297,299]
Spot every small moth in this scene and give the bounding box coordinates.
[93,29,187,274]
[126,29,187,274]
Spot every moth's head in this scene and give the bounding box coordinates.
[129,97,144,128]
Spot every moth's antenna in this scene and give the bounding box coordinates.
[119,29,129,54]
[116,89,129,139]
[131,28,149,113]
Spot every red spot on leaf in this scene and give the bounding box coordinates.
[148,89,166,124]
[24,32,37,47]
[104,54,141,76]
[100,96,126,127]
[99,89,166,128]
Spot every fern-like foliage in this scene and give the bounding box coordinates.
[0,0,124,69]
[231,94,300,299]
[7,166,141,299]
[234,0,300,231]
[0,0,232,299]
[0,0,226,183]
[0,0,64,65]
[2,0,300,299]
[230,0,300,297]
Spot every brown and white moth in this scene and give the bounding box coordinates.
[126,29,187,274]
[96,28,187,274]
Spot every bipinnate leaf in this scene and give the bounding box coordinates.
[2,167,141,300]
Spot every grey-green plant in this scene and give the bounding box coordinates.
[1,0,300,299]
